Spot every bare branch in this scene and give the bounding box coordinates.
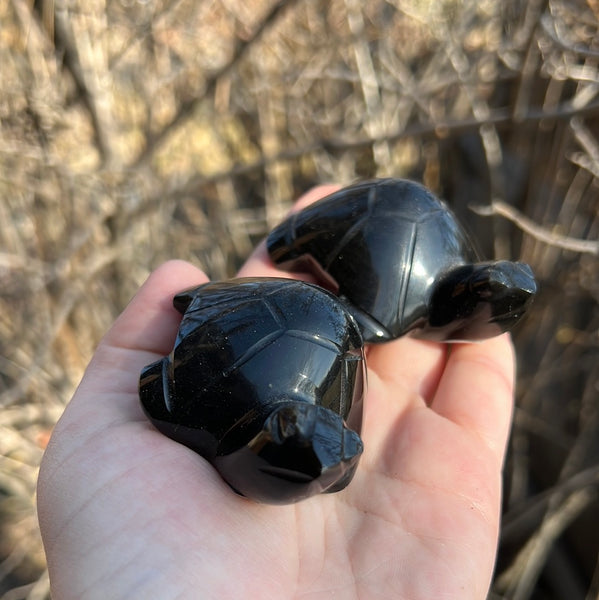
[497,487,597,599]
[54,1,116,166]
[132,0,296,168]
[501,463,599,543]
[540,11,599,58]
[470,199,599,255]
[166,97,599,198]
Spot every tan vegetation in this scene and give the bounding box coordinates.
[0,0,598,597]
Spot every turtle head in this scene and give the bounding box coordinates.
[214,402,363,504]
[426,261,537,341]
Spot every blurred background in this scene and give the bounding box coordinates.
[0,0,598,598]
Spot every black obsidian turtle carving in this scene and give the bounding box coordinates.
[140,278,365,504]
[140,178,537,504]
[267,178,537,343]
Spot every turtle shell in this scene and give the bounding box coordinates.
[139,277,365,501]
[267,178,480,342]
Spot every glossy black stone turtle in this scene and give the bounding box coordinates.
[267,178,537,343]
[140,278,366,504]
[140,178,537,504]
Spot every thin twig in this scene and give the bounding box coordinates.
[132,0,296,168]
[496,487,597,599]
[501,463,599,543]
[540,11,599,58]
[470,199,599,255]
[53,1,116,166]
[153,97,599,202]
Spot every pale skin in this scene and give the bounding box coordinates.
[37,186,515,600]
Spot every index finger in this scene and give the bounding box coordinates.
[430,334,515,467]
[102,260,209,356]
[82,260,209,397]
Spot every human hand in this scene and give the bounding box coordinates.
[37,186,514,600]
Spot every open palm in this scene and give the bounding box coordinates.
[38,188,514,600]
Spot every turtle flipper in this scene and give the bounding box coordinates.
[425,261,537,341]
[139,357,219,459]
[139,357,172,421]
[173,283,211,314]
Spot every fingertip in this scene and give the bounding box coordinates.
[103,260,210,354]
[145,259,210,289]
[236,240,280,278]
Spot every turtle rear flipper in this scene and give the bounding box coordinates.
[425,261,537,341]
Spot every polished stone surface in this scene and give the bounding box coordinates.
[140,278,365,504]
[267,178,536,342]
[141,178,537,504]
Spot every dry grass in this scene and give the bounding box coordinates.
[0,0,598,598]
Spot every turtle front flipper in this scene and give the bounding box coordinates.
[214,402,363,504]
[139,357,219,459]
[173,283,211,314]
[424,261,537,342]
